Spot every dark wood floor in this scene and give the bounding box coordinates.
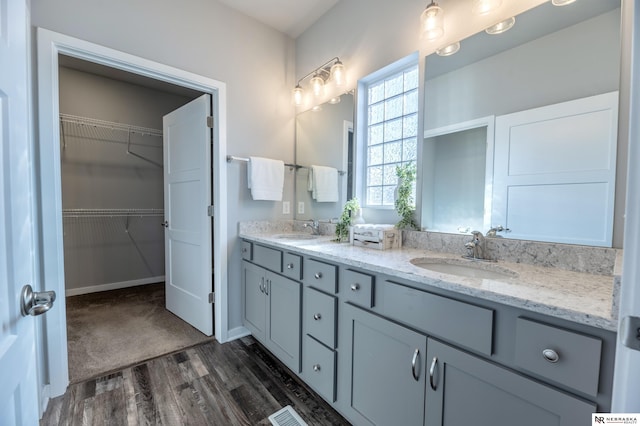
[41,337,350,426]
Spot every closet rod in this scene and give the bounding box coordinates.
[226,155,345,175]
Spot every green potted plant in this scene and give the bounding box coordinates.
[335,198,361,242]
[395,163,419,230]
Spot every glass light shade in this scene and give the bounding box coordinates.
[436,41,460,56]
[551,0,577,5]
[292,85,304,106]
[330,60,346,87]
[420,3,444,41]
[310,74,324,96]
[485,16,515,35]
[471,0,502,15]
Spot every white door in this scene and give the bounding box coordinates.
[0,0,41,424]
[163,94,214,336]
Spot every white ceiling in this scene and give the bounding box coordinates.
[217,0,340,38]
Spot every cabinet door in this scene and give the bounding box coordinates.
[426,338,596,426]
[344,304,427,426]
[242,261,266,341]
[266,272,302,373]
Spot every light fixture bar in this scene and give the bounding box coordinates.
[292,57,346,106]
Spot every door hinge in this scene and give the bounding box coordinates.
[206,116,214,128]
[207,205,214,217]
[208,292,215,304]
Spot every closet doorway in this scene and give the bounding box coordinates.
[58,56,214,383]
[36,28,229,397]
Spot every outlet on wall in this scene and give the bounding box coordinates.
[282,201,290,215]
[298,201,305,215]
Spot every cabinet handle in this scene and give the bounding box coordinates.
[350,283,360,291]
[313,313,322,321]
[259,277,264,293]
[411,348,420,381]
[287,263,294,269]
[313,364,321,372]
[429,356,438,390]
[314,272,323,279]
[265,279,270,296]
[542,348,560,363]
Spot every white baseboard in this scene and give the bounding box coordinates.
[224,326,251,343]
[65,276,165,297]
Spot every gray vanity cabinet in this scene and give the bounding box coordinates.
[425,338,596,426]
[342,303,427,426]
[242,260,302,373]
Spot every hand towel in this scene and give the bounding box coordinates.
[308,165,339,202]
[248,156,284,201]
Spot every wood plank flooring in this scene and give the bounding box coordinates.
[41,337,350,426]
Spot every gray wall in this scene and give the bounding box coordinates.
[32,0,296,331]
[59,67,192,292]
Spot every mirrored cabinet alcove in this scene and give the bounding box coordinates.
[293,0,622,248]
[421,0,621,247]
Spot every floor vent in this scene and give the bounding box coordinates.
[268,405,308,426]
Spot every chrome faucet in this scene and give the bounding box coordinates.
[303,219,321,235]
[485,225,510,238]
[465,231,486,260]
[464,226,510,261]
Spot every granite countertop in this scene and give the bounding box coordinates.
[240,231,617,332]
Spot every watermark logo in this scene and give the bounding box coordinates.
[592,413,640,425]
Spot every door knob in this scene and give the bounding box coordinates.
[161,220,169,228]
[20,284,56,317]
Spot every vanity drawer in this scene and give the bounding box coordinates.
[383,281,494,355]
[305,258,338,293]
[342,269,374,308]
[514,318,602,397]
[283,252,302,281]
[303,335,337,403]
[304,287,337,348]
[241,240,252,260]
[252,244,282,272]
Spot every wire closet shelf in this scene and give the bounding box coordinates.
[62,208,164,218]
[59,114,164,167]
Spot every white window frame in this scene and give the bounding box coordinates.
[356,53,420,209]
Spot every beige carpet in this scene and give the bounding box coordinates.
[66,283,214,383]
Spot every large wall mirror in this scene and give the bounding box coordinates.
[295,93,354,221]
[421,0,621,247]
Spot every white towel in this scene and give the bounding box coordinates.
[308,165,339,202]
[247,156,284,201]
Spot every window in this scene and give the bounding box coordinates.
[364,63,419,207]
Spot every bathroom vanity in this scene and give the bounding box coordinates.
[239,229,617,426]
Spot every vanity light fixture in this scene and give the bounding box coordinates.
[485,16,516,35]
[472,0,502,15]
[551,0,577,5]
[436,41,460,56]
[291,57,347,106]
[420,1,444,41]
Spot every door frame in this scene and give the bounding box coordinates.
[36,28,228,399]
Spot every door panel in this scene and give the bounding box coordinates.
[163,94,213,336]
[345,304,427,426]
[0,0,40,423]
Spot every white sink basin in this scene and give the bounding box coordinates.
[274,233,319,240]
[410,257,518,280]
